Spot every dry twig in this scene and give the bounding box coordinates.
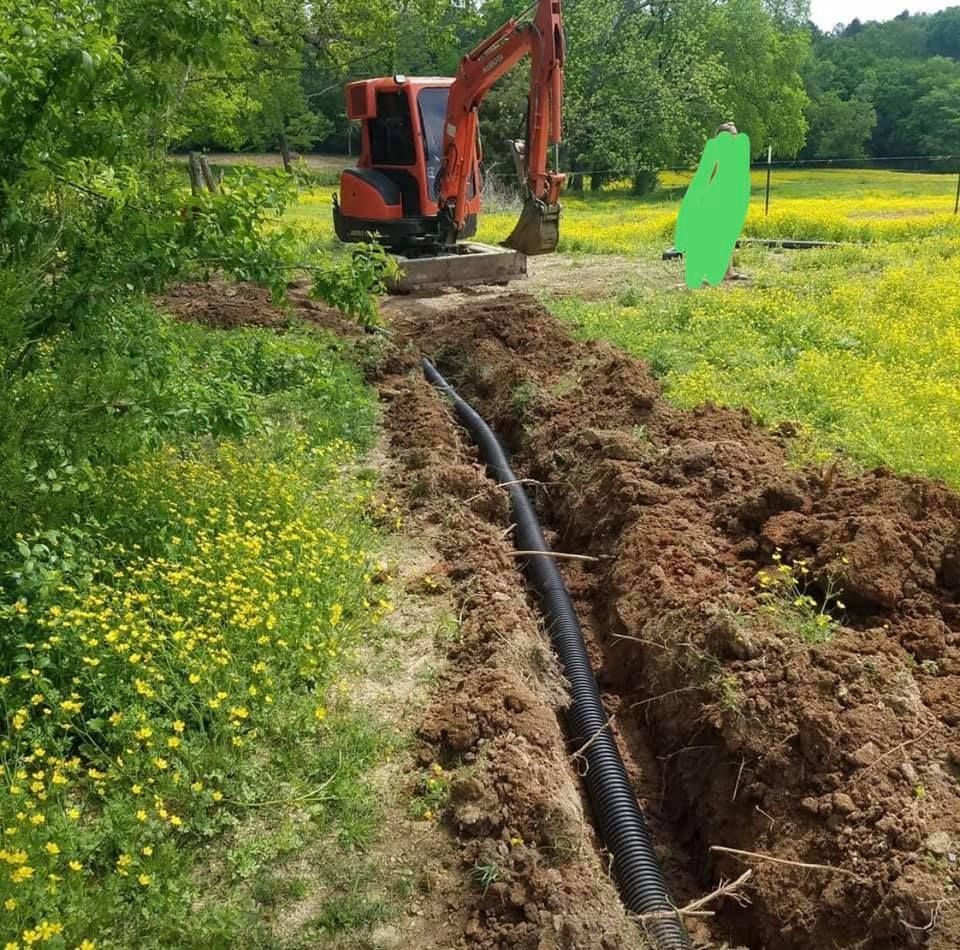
[631,686,701,709]
[755,805,777,830]
[569,715,616,773]
[710,846,867,881]
[633,870,753,925]
[731,757,746,803]
[901,898,959,933]
[465,477,545,504]
[846,725,936,786]
[510,550,601,563]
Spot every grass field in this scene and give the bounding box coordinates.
[285,166,960,249]
[476,168,960,250]
[284,166,960,487]
[172,152,351,180]
[530,170,960,487]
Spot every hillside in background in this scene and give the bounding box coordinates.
[804,7,960,161]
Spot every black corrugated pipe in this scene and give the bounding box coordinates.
[422,358,690,949]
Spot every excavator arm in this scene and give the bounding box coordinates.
[436,0,565,255]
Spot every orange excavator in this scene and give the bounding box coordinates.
[333,0,565,291]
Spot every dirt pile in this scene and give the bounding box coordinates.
[156,279,364,336]
[384,293,960,949]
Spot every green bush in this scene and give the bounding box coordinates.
[0,299,375,546]
[0,297,382,946]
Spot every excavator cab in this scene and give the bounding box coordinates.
[334,77,481,250]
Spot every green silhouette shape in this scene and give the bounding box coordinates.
[674,130,751,289]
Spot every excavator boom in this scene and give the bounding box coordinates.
[333,0,565,290]
[438,0,566,254]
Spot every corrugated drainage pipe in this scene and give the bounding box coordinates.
[422,358,690,950]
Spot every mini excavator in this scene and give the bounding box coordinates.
[333,0,565,292]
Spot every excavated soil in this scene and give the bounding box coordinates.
[157,278,365,336]
[378,369,664,949]
[380,293,960,950]
[162,278,960,948]
[160,279,670,948]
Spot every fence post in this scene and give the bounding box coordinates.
[955,161,959,215]
[198,155,219,194]
[765,145,772,216]
[187,151,203,197]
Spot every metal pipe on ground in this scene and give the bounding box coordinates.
[421,357,691,950]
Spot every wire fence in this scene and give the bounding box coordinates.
[481,153,960,215]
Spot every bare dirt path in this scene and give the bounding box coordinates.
[524,252,677,300]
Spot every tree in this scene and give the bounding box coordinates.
[805,7,960,161]
[905,78,960,155]
[0,0,389,345]
[928,8,960,60]
[870,56,960,156]
[557,0,727,186]
[762,0,811,27]
[803,91,876,158]
[709,0,811,157]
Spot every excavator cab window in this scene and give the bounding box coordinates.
[418,87,448,198]
[418,86,476,201]
[370,91,416,166]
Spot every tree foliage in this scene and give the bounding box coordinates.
[805,6,960,160]
[157,0,814,179]
[0,0,390,354]
[804,91,877,158]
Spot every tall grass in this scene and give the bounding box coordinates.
[553,234,960,487]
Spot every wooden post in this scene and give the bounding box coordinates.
[199,155,219,194]
[955,164,960,215]
[279,130,292,173]
[187,151,203,197]
[765,145,773,217]
[569,160,583,192]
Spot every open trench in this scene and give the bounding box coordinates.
[380,292,960,950]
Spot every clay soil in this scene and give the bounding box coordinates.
[162,279,960,949]
[379,292,960,950]
[378,352,662,950]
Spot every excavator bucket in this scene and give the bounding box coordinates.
[503,198,561,255]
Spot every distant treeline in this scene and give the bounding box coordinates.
[172,2,960,187]
[804,8,960,162]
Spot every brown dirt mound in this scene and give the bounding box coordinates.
[156,278,364,336]
[382,293,960,949]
